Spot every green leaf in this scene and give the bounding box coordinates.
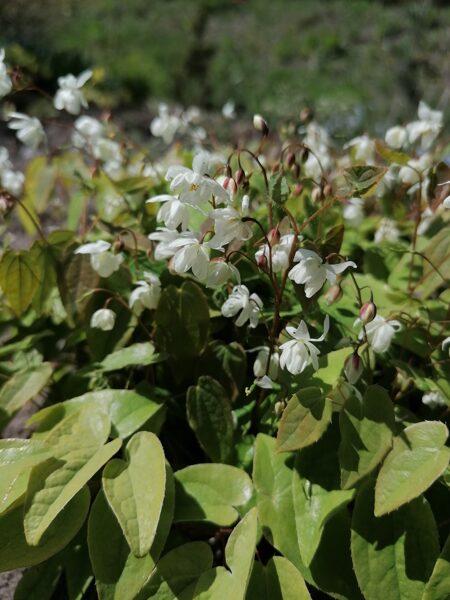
[28,389,165,440]
[136,542,213,600]
[29,241,58,314]
[351,483,440,600]
[0,487,90,572]
[58,253,99,323]
[423,531,450,600]
[0,363,52,425]
[343,165,386,197]
[99,342,161,372]
[196,341,247,402]
[252,434,303,570]
[193,508,258,600]
[0,250,40,315]
[103,432,166,557]
[415,227,450,298]
[375,141,410,166]
[155,281,209,379]
[293,423,354,566]
[174,464,252,526]
[89,465,174,600]
[13,554,62,600]
[247,556,312,600]
[375,421,450,516]
[24,438,121,545]
[269,172,289,204]
[276,387,332,453]
[186,376,234,463]
[339,385,394,489]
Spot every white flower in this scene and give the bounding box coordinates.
[146,194,190,231]
[398,154,432,186]
[72,115,104,148]
[417,207,435,236]
[255,233,295,273]
[288,249,356,298]
[385,126,407,149]
[90,308,116,331]
[253,347,279,380]
[129,272,161,312]
[165,151,229,205]
[74,240,123,278]
[345,135,375,164]
[148,228,182,259]
[422,391,447,409]
[150,103,182,144]
[222,100,236,119]
[280,315,330,375]
[1,170,24,196]
[302,122,331,179]
[374,218,400,243]
[205,259,240,288]
[209,207,253,248]
[0,147,12,174]
[343,198,364,228]
[443,196,450,209]
[355,314,401,354]
[221,285,262,328]
[54,69,92,115]
[7,112,45,149]
[406,101,443,149]
[255,375,275,389]
[377,165,399,197]
[442,337,450,354]
[171,234,210,281]
[0,49,12,98]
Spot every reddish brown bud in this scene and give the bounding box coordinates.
[286,152,296,168]
[235,168,245,186]
[267,225,281,247]
[223,177,237,195]
[359,294,377,324]
[112,239,125,255]
[291,163,301,179]
[292,183,304,197]
[300,108,314,123]
[271,162,280,175]
[344,352,363,385]
[253,114,269,136]
[325,284,343,305]
[311,186,322,203]
[257,253,268,269]
[323,183,333,197]
[300,148,310,164]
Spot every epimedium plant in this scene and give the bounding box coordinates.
[0,48,450,600]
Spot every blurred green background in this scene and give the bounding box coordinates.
[0,0,449,133]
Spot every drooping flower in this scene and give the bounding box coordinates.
[253,347,279,380]
[343,198,364,228]
[146,194,190,231]
[0,49,12,98]
[443,196,450,209]
[7,112,45,149]
[209,206,253,248]
[1,170,24,196]
[54,70,92,115]
[355,315,401,354]
[255,234,296,273]
[150,103,182,144]
[288,249,356,298]
[385,125,407,149]
[442,337,450,354]
[374,218,400,243]
[129,272,161,312]
[280,315,330,375]
[345,135,375,164]
[165,151,229,205]
[205,258,240,288]
[221,285,263,328]
[170,234,210,281]
[74,240,123,278]
[406,101,443,149]
[222,100,236,119]
[148,228,182,260]
[422,391,447,409]
[90,308,116,331]
[72,115,104,148]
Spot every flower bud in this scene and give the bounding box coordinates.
[226,164,232,178]
[344,352,363,385]
[90,308,116,331]
[112,239,125,255]
[300,147,310,163]
[0,192,14,214]
[267,225,280,247]
[300,108,314,123]
[223,176,237,195]
[292,183,304,197]
[271,162,280,175]
[235,168,245,186]
[311,186,322,203]
[286,152,296,168]
[291,163,301,179]
[253,114,269,136]
[323,183,333,197]
[257,253,268,269]
[359,296,377,324]
[274,400,286,418]
[325,284,343,305]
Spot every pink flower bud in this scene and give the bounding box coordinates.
[223,177,237,195]
[359,298,377,324]
[292,183,304,197]
[344,352,363,384]
[257,253,268,269]
[253,114,269,136]
[235,168,245,186]
[325,284,343,305]
[291,163,301,179]
[286,152,296,168]
[267,225,281,247]
[311,186,322,203]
